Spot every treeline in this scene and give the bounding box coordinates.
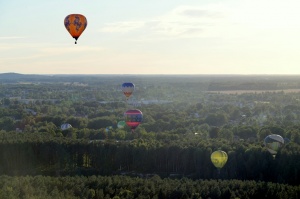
[0,175,299,199]
[0,132,300,185]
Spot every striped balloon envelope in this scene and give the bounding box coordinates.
[124,109,142,132]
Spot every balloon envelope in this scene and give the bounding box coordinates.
[117,121,126,129]
[124,109,143,132]
[264,134,284,157]
[211,150,228,169]
[61,123,72,131]
[64,14,87,44]
[122,82,135,99]
[105,126,113,133]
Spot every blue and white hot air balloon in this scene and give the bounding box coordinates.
[121,82,135,100]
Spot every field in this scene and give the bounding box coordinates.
[207,89,300,94]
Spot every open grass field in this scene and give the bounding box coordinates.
[207,89,300,94]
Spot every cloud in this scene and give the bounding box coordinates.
[99,5,227,39]
[0,43,105,65]
[40,46,104,54]
[98,1,300,42]
[177,7,224,19]
[0,36,25,40]
[101,21,145,33]
[180,9,222,18]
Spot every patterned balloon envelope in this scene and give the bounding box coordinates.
[264,134,284,158]
[64,14,87,44]
[124,109,143,132]
[211,150,228,170]
[117,121,126,129]
[121,82,135,100]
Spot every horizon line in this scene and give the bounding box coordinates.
[2,72,300,76]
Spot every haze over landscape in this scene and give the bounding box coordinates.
[1,0,300,74]
[2,1,300,198]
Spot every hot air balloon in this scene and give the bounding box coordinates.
[105,126,113,133]
[264,134,284,158]
[124,109,143,132]
[211,150,228,173]
[64,14,87,44]
[121,82,135,100]
[117,121,126,129]
[61,123,72,131]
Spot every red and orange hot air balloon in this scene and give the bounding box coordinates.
[64,14,87,44]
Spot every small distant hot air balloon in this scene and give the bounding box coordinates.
[61,123,72,131]
[264,134,284,158]
[64,14,87,44]
[124,109,143,132]
[105,126,113,133]
[121,82,135,100]
[117,121,126,129]
[211,150,228,173]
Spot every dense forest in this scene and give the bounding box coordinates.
[1,175,300,199]
[1,73,300,198]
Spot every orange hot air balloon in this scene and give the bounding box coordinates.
[64,14,87,44]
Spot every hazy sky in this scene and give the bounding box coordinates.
[1,0,300,74]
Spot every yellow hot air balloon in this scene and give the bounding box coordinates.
[211,150,228,170]
[64,14,87,44]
